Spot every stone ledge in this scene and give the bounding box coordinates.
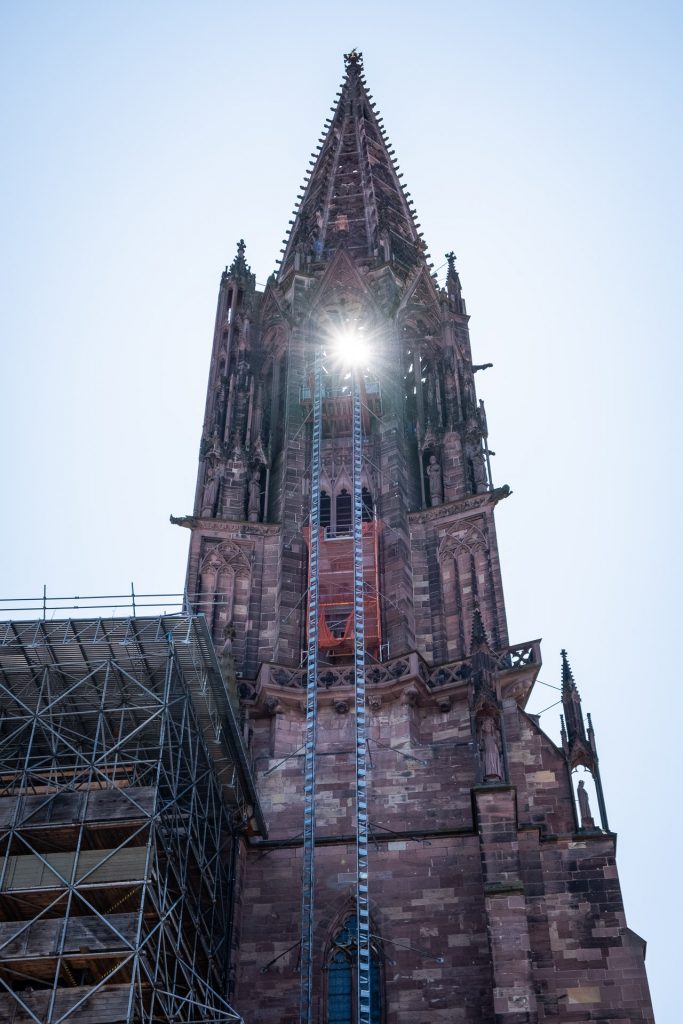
[408,485,511,525]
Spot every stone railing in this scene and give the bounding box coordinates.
[250,640,541,696]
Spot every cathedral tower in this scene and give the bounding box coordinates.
[174,52,653,1024]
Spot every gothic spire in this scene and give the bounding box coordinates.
[560,648,587,748]
[561,648,575,696]
[277,52,425,279]
[446,251,465,314]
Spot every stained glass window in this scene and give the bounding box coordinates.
[326,915,381,1023]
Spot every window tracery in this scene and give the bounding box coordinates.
[326,914,382,1024]
[318,481,374,537]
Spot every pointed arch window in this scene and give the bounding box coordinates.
[321,483,373,537]
[335,489,352,535]
[320,490,332,530]
[326,915,382,1023]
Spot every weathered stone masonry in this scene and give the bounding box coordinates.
[174,50,654,1024]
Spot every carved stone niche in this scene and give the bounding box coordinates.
[476,710,503,783]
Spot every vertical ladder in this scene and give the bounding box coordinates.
[352,370,371,1024]
[299,346,323,1024]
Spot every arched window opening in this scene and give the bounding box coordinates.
[326,915,381,1024]
[320,491,332,530]
[361,487,373,522]
[336,490,352,535]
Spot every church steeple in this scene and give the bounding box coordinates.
[278,50,426,279]
[170,53,652,1024]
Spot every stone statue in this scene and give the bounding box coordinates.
[209,428,222,458]
[247,469,261,522]
[425,368,436,413]
[236,353,250,391]
[577,779,594,828]
[462,373,475,415]
[444,368,457,428]
[220,623,235,659]
[480,716,502,781]
[478,398,488,437]
[201,465,220,517]
[466,435,489,493]
[427,455,443,506]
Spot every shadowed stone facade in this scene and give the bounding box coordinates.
[173,51,654,1024]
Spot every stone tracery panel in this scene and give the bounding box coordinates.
[198,541,252,644]
[438,522,497,659]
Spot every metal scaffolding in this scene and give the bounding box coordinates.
[299,355,371,1024]
[299,348,322,1024]
[0,616,264,1024]
[351,371,371,1024]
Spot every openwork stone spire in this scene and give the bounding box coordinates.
[227,238,253,282]
[278,53,425,279]
[561,647,587,746]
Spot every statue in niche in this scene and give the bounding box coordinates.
[466,432,489,493]
[444,367,457,428]
[236,353,250,391]
[219,623,237,701]
[220,622,235,659]
[462,372,476,416]
[577,779,595,828]
[247,469,261,522]
[425,369,437,420]
[478,398,488,437]
[480,716,502,781]
[201,465,221,518]
[209,428,222,458]
[427,454,443,506]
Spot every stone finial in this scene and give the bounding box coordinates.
[446,251,465,311]
[470,605,491,653]
[344,49,363,68]
[228,239,252,279]
[561,648,575,693]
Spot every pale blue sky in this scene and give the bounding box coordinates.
[2,2,681,1018]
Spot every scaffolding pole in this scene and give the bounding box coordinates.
[299,346,323,1024]
[352,370,371,1024]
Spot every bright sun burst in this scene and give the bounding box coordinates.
[328,328,370,369]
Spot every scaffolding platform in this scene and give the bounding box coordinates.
[304,523,382,661]
[0,615,263,1024]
